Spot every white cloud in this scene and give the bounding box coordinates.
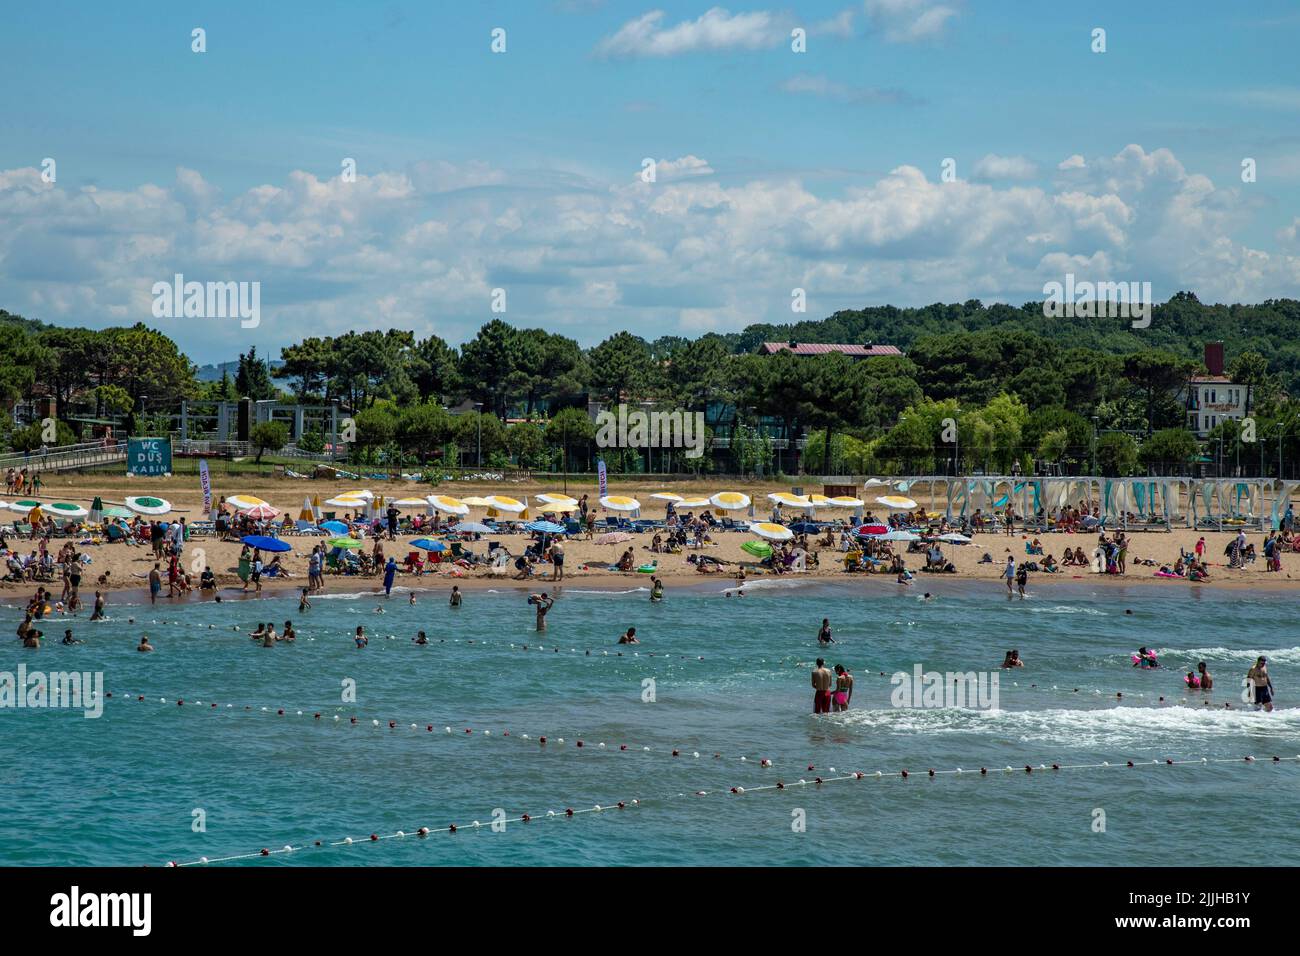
[863,0,957,43]
[1058,154,1087,170]
[971,154,1039,181]
[1,144,1297,357]
[596,7,787,58]
[780,72,920,106]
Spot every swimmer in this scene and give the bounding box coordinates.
[818,618,835,645]
[832,664,853,712]
[282,621,296,642]
[374,605,386,614]
[1134,647,1159,668]
[1001,649,1024,668]
[450,586,462,607]
[617,627,639,645]
[137,635,154,653]
[355,626,368,649]
[1184,671,1201,689]
[299,588,311,612]
[413,630,429,645]
[22,630,41,649]
[650,576,664,602]
[61,629,82,646]
[409,592,417,606]
[1246,656,1274,712]
[1197,661,1213,690]
[532,592,554,632]
[922,592,933,601]
[249,622,268,640]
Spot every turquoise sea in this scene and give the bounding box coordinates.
[2,578,1298,866]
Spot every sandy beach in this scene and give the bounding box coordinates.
[6,472,1300,605]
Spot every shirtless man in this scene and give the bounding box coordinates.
[1197,661,1213,690]
[137,635,154,652]
[449,586,462,608]
[1246,656,1274,712]
[617,627,639,645]
[533,592,554,631]
[811,658,833,714]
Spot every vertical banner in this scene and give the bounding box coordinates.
[199,458,213,517]
[597,458,607,498]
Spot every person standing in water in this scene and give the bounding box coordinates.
[818,618,834,645]
[1197,661,1213,691]
[533,592,554,631]
[449,586,462,608]
[811,658,833,714]
[832,664,853,712]
[650,576,664,602]
[1015,563,1028,599]
[1246,656,1274,711]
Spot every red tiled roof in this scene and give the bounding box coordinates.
[761,342,902,357]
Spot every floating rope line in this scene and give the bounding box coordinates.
[165,753,1300,867]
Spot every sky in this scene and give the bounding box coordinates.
[2,0,1299,363]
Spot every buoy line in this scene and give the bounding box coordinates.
[165,754,1300,867]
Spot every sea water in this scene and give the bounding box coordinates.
[2,580,1298,865]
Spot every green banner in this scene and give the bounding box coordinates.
[127,437,172,476]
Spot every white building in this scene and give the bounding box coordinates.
[1185,343,1249,437]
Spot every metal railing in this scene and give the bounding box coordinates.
[0,440,127,473]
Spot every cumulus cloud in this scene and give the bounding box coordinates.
[595,7,787,57]
[1,145,1297,359]
[863,0,957,43]
[971,154,1038,181]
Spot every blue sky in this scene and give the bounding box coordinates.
[2,1,1299,362]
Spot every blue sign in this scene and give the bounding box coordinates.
[127,437,172,476]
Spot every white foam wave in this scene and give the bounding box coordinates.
[1158,646,1300,665]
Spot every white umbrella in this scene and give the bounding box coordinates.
[875,495,917,510]
[862,479,888,489]
[874,529,920,542]
[599,495,641,512]
[326,495,367,508]
[459,496,492,507]
[768,492,812,508]
[710,492,751,511]
[676,497,712,508]
[937,532,972,544]
[749,521,794,542]
[6,499,42,514]
[124,496,173,516]
[827,496,864,508]
[649,492,684,502]
[47,502,89,519]
[393,497,432,508]
[535,493,579,509]
[427,494,470,516]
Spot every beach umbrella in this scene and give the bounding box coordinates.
[749,522,794,542]
[393,497,432,509]
[327,537,363,549]
[875,495,917,510]
[535,493,579,509]
[459,496,492,507]
[325,495,367,508]
[103,505,133,519]
[341,489,374,501]
[226,494,270,511]
[875,529,920,542]
[427,494,470,516]
[676,497,712,508]
[649,492,684,502]
[243,503,280,519]
[938,532,972,544]
[241,534,291,553]
[298,496,317,521]
[710,492,750,511]
[789,521,821,534]
[856,524,889,536]
[320,520,349,535]
[525,520,566,533]
[768,492,812,509]
[862,479,888,489]
[125,496,172,516]
[7,499,43,514]
[595,531,632,544]
[599,495,641,512]
[90,496,103,522]
[47,502,89,519]
[827,496,864,508]
[484,495,527,514]
[410,538,447,552]
[454,521,494,534]
[741,540,773,559]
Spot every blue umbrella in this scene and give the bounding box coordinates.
[411,538,447,552]
[320,520,349,534]
[525,520,566,533]
[789,522,820,534]
[242,534,292,553]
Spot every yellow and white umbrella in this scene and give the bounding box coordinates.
[806,494,833,507]
[325,494,367,508]
[676,497,712,508]
[827,496,864,508]
[484,495,527,515]
[535,493,579,509]
[649,492,684,502]
[427,494,470,516]
[226,494,270,511]
[710,492,751,511]
[876,495,918,510]
[341,489,374,501]
[298,496,317,521]
[768,492,812,508]
[749,521,794,542]
[460,496,493,507]
[599,495,641,512]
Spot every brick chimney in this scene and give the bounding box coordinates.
[1204,341,1224,376]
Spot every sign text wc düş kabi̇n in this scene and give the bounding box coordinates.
[127,438,172,476]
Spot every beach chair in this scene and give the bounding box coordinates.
[12,521,32,539]
[564,520,581,536]
[188,521,215,537]
[404,550,425,574]
[450,542,464,558]
[293,520,326,536]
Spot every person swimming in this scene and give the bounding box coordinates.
[355,626,368,649]
[137,635,154,652]
[413,630,429,645]
[1184,670,1201,688]
[617,627,639,645]
[1133,647,1159,668]
[1001,649,1024,668]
